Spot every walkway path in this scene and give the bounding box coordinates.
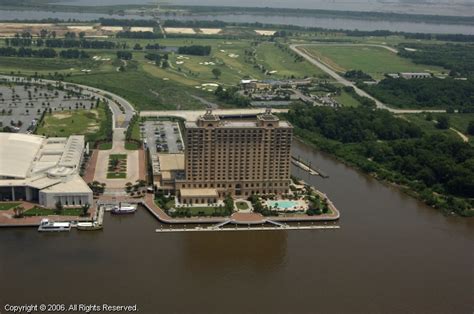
[450,127,469,143]
[94,128,140,190]
[289,44,446,114]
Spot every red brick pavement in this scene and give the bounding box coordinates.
[84,149,99,184]
[138,149,146,181]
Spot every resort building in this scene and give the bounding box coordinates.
[153,153,185,195]
[175,109,293,205]
[0,133,92,208]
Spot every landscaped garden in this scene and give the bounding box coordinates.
[235,201,249,210]
[107,154,127,179]
[0,202,21,211]
[23,207,84,217]
[155,193,234,217]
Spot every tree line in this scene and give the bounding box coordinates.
[359,78,474,109]
[398,43,474,77]
[214,86,250,107]
[98,18,156,27]
[177,45,211,56]
[285,104,474,216]
[0,47,89,59]
[6,37,119,49]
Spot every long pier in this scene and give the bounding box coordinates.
[156,224,340,233]
[291,157,329,178]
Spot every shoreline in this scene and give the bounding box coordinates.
[292,135,473,218]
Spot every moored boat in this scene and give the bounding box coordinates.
[111,203,137,215]
[76,222,103,231]
[38,219,71,232]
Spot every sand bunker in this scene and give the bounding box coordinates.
[101,26,123,32]
[199,28,222,35]
[130,27,154,32]
[67,25,94,31]
[255,30,276,36]
[164,27,196,34]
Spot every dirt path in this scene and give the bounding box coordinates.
[450,127,469,142]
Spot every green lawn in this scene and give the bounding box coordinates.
[0,202,21,211]
[98,142,112,150]
[236,201,249,210]
[178,206,225,216]
[303,45,445,80]
[400,113,463,141]
[67,69,208,111]
[335,90,362,107]
[110,154,127,160]
[106,172,127,179]
[256,42,324,79]
[140,39,326,88]
[35,103,111,146]
[0,55,115,76]
[125,141,140,150]
[23,207,83,216]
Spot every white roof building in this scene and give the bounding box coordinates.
[0,133,92,208]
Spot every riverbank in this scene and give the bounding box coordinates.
[293,133,474,218]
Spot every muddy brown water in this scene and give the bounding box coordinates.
[0,140,472,314]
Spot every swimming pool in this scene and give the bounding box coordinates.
[267,200,299,209]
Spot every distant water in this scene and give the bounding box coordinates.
[1,10,473,34]
[57,0,474,17]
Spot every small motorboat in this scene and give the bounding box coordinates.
[76,222,103,231]
[38,219,71,232]
[111,203,137,215]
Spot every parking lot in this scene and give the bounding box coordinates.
[141,120,184,156]
[0,84,96,133]
[141,120,184,177]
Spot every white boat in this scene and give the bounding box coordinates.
[38,219,71,232]
[111,203,137,215]
[76,222,103,231]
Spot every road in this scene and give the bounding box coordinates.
[289,44,446,114]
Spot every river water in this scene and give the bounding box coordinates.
[0,10,473,34]
[0,140,472,313]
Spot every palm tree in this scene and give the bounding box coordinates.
[13,206,25,218]
[55,201,63,214]
[81,204,90,217]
